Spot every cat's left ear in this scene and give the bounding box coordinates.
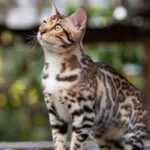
[68,7,87,31]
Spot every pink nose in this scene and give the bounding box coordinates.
[39,29,46,35]
[40,30,46,35]
[39,27,48,35]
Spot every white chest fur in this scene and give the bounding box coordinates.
[42,51,82,122]
[42,64,77,94]
[42,65,74,122]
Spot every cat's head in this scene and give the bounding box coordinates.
[37,3,87,54]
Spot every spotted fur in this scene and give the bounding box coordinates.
[37,4,149,150]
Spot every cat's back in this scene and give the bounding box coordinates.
[94,61,149,131]
[96,62,127,80]
[95,61,139,93]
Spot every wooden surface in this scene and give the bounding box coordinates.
[0,141,150,150]
[0,142,98,150]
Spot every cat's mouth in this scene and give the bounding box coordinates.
[37,32,55,47]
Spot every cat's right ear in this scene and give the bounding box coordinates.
[68,7,87,31]
[52,2,60,15]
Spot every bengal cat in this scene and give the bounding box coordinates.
[37,3,149,150]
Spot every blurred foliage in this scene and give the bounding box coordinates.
[0,40,146,141]
[85,43,145,69]
[0,45,51,141]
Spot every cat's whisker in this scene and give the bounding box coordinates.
[25,33,39,51]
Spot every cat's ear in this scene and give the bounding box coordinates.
[52,2,60,15]
[69,7,87,31]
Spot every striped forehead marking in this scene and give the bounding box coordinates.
[47,15,64,22]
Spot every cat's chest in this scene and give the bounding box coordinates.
[42,65,77,93]
[42,65,79,122]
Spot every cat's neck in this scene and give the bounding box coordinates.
[43,44,83,65]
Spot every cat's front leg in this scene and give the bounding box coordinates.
[67,98,95,150]
[44,93,68,150]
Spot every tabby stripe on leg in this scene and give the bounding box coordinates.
[72,124,93,132]
[51,123,68,134]
[125,136,144,150]
[132,145,143,150]
[81,124,93,129]
[83,105,94,113]
[75,143,81,149]
[51,105,56,111]
[83,116,94,122]
[77,133,88,142]
[71,109,83,117]
[48,109,57,116]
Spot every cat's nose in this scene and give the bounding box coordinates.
[39,28,47,35]
[40,29,46,35]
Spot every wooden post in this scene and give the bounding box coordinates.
[143,42,150,117]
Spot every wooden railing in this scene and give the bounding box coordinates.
[0,142,97,150]
[0,141,150,150]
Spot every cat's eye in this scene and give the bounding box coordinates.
[54,24,62,31]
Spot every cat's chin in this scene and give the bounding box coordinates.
[37,35,55,51]
[44,46,73,54]
[40,40,72,54]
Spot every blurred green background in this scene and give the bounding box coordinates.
[0,0,148,141]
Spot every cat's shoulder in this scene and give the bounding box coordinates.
[81,54,94,65]
[95,62,140,91]
[81,55,124,79]
[95,62,118,74]
[95,62,127,80]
